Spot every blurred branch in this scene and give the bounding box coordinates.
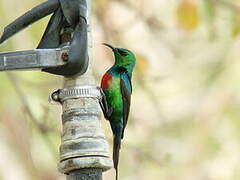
[126,139,166,167]
[135,77,166,123]
[212,0,240,12]
[6,72,58,158]
[115,0,162,30]
[94,0,162,41]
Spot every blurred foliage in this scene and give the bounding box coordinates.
[177,0,199,31]
[1,0,240,179]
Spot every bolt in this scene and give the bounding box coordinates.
[62,52,69,62]
[51,90,60,102]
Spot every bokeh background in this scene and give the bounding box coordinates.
[1,0,240,179]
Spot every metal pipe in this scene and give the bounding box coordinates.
[66,169,102,180]
[57,0,112,179]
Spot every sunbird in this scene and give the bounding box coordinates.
[99,43,136,180]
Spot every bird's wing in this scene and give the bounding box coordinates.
[120,72,132,139]
[99,88,113,120]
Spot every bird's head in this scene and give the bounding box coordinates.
[103,43,136,72]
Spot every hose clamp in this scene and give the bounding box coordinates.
[49,86,102,103]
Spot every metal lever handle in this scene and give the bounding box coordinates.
[0,0,88,77]
[0,46,69,71]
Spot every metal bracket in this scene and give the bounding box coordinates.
[0,46,69,71]
[0,0,89,77]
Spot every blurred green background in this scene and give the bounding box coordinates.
[1,0,240,179]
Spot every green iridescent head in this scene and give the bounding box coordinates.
[103,43,136,72]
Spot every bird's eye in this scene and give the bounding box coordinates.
[118,50,128,56]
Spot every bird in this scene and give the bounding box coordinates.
[99,43,136,180]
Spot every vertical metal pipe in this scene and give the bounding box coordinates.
[57,0,112,179]
[66,169,102,180]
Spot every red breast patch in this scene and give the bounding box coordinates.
[101,73,112,89]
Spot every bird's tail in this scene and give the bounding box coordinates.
[113,136,121,180]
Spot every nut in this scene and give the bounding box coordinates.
[62,52,69,62]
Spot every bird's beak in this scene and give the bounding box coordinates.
[102,43,117,52]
